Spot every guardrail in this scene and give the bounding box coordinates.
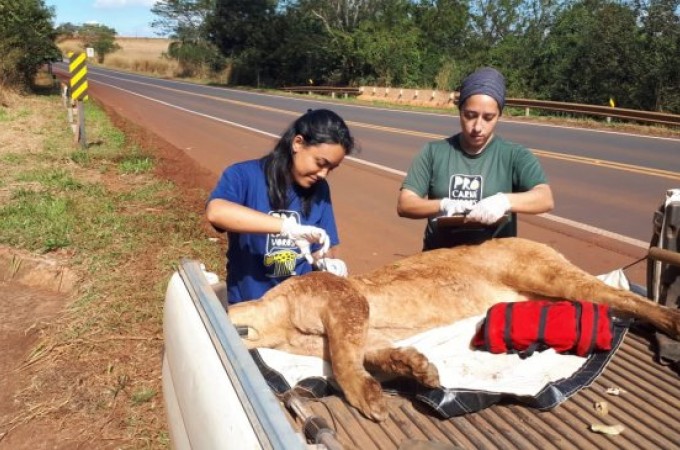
[505,98,680,127]
[280,85,680,127]
[281,86,362,98]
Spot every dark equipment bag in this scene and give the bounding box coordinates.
[647,189,680,308]
[472,300,614,358]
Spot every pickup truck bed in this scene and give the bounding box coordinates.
[164,259,680,450]
[290,328,680,449]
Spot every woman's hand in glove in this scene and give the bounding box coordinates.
[315,258,348,277]
[466,193,510,225]
[439,198,469,217]
[280,217,331,263]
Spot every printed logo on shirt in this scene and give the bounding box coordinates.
[264,210,303,278]
[448,174,483,209]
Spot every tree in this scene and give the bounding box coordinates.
[151,0,213,41]
[353,0,424,86]
[0,0,61,89]
[79,24,120,63]
[279,0,400,86]
[296,0,387,32]
[166,39,226,77]
[635,0,680,112]
[151,0,225,78]
[506,0,567,97]
[205,0,277,56]
[201,0,278,85]
[55,22,79,39]
[533,0,642,106]
[254,9,338,85]
[469,0,526,46]
[413,0,471,90]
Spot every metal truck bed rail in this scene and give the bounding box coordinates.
[163,259,306,449]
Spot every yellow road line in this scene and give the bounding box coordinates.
[532,149,680,180]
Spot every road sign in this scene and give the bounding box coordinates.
[68,52,88,148]
[69,52,88,101]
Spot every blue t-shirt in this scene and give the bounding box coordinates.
[208,159,340,303]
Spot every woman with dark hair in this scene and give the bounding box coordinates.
[397,67,554,250]
[206,109,356,304]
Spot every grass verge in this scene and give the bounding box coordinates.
[0,75,224,448]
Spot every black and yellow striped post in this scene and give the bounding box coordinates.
[69,52,88,148]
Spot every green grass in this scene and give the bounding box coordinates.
[1,79,224,449]
[1,152,29,164]
[0,189,74,252]
[0,106,31,121]
[118,153,155,174]
[16,168,84,190]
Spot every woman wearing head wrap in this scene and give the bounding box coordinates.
[397,67,554,250]
[206,109,357,303]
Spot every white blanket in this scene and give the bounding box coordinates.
[256,270,629,397]
[257,315,587,397]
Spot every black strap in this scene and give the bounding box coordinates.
[537,305,549,346]
[587,305,600,355]
[504,303,515,353]
[573,301,583,351]
[249,349,291,394]
[520,303,550,359]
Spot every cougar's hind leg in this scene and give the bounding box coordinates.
[319,275,387,421]
[570,280,680,340]
[505,252,680,339]
[364,346,440,388]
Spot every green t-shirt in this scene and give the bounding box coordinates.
[402,134,548,250]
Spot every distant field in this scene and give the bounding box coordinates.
[114,37,172,60]
[57,37,171,60]
[58,37,178,77]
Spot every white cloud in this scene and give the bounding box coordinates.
[94,0,157,8]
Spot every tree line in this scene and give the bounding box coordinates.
[153,0,680,114]
[2,0,678,114]
[0,0,119,90]
[0,0,60,89]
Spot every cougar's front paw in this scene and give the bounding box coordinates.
[392,347,441,388]
[344,373,387,421]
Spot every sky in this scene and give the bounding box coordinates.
[45,0,163,38]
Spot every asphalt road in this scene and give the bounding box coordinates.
[73,66,680,242]
[54,65,680,285]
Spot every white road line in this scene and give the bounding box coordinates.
[538,213,648,249]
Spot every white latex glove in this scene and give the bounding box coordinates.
[280,216,331,263]
[466,193,511,225]
[315,258,348,277]
[439,198,469,217]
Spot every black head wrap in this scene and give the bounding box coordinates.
[458,67,506,111]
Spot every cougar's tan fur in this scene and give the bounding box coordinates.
[228,237,680,421]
